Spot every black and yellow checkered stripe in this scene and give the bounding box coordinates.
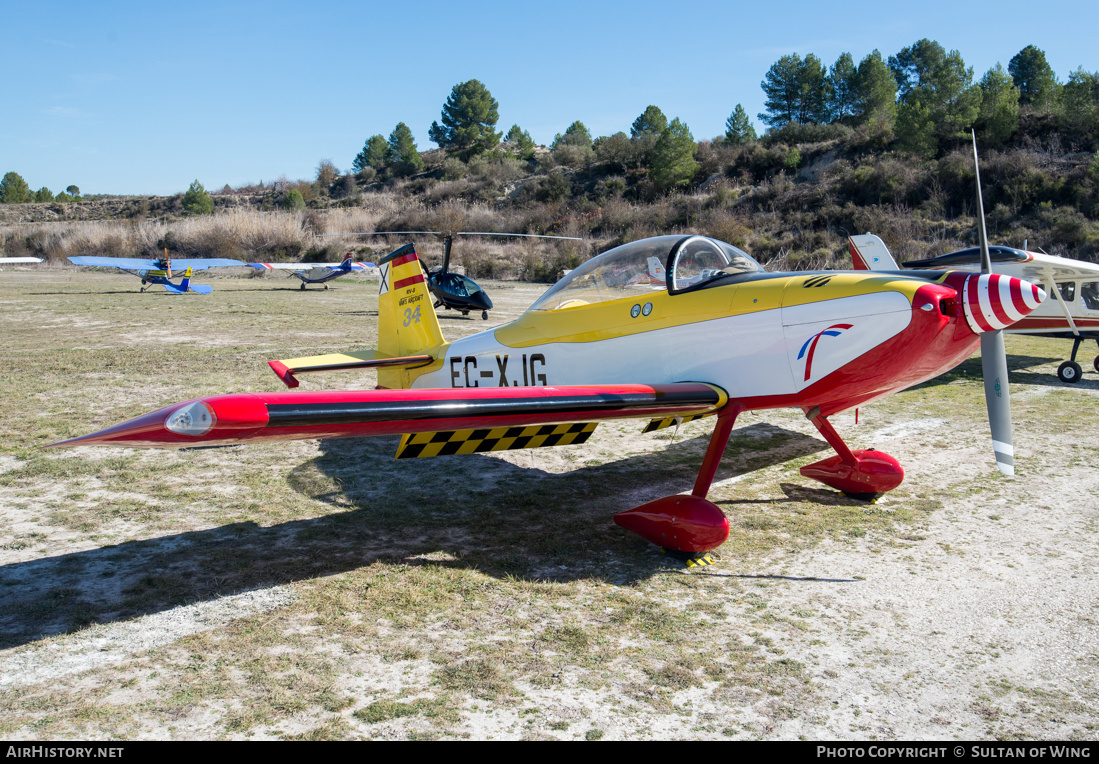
[642,413,710,434]
[396,422,597,459]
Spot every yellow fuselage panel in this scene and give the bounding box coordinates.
[493,273,923,348]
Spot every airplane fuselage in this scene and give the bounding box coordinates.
[404,271,981,418]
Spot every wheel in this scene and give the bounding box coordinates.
[482,310,488,320]
[462,311,469,316]
[1058,360,1083,383]
[1093,355,1099,373]
[300,283,306,291]
[324,284,329,290]
[139,287,145,293]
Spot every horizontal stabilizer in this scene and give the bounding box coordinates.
[396,422,597,459]
[269,351,435,388]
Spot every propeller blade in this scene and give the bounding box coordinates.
[972,129,1014,476]
[972,130,992,275]
[981,330,1014,476]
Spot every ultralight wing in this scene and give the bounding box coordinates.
[68,256,243,270]
[0,257,43,264]
[69,256,160,270]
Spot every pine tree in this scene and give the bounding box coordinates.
[828,53,859,123]
[387,122,424,174]
[505,124,535,157]
[181,180,214,214]
[630,105,667,138]
[1009,45,1059,109]
[724,104,757,144]
[552,121,592,148]
[353,135,390,173]
[650,118,698,190]
[759,53,830,127]
[428,79,500,158]
[0,172,31,203]
[977,64,1020,145]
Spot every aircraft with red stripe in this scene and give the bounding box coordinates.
[850,235,1099,383]
[247,254,374,290]
[51,140,1047,566]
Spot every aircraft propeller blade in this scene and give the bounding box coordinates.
[973,130,1014,476]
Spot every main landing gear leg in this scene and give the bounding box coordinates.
[614,403,744,566]
[799,408,904,500]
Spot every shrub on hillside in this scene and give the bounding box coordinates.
[283,188,306,210]
[762,122,852,147]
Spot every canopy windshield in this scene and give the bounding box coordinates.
[529,235,763,311]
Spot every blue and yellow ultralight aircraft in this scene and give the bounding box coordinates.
[68,253,244,294]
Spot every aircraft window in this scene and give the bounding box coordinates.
[1058,282,1076,303]
[1082,282,1099,311]
[529,235,678,311]
[529,235,762,311]
[457,275,482,296]
[668,235,762,294]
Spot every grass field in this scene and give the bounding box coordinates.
[1,266,1097,740]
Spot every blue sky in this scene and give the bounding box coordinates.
[4,0,1097,196]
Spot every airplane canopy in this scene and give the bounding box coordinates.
[529,235,762,311]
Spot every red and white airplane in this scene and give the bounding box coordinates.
[851,234,1099,383]
[51,221,1046,564]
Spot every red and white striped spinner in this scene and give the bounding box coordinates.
[961,273,1046,333]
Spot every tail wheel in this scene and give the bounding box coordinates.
[1058,361,1082,383]
[300,283,306,291]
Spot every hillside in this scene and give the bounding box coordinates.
[2,122,1097,280]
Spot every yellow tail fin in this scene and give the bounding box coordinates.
[376,243,446,388]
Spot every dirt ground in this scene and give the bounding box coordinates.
[0,266,1096,740]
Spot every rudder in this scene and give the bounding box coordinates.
[376,243,446,388]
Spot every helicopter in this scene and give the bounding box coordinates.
[317,231,582,320]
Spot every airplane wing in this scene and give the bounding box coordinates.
[0,257,43,263]
[247,262,350,270]
[48,382,729,449]
[69,256,159,270]
[169,258,244,270]
[69,256,242,270]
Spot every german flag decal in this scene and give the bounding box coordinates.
[396,422,597,459]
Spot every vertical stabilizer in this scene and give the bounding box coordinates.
[376,243,446,388]
[180,266,193,292]
[848,234,899,271]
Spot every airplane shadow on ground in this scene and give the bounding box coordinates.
[0,423,829,649]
